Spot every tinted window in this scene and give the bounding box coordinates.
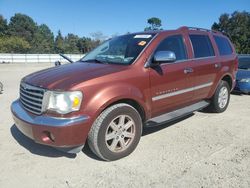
[214,36,233,56]
[238,57,250,69]
[189,35,215,58]
[156,35,187,61]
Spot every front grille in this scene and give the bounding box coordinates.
[19,82,45,115]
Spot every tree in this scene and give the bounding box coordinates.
[0,36,30,53]
[212,11,250,54]
[64,33,80,53]
[0,13,104,54]
[77,37,93,54]
[8,13,37,43]
[31,24,54,53]
[144,17,162,31]
[0,15,8,37]
[54,30,65,53]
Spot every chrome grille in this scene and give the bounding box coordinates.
[19,82,45,115]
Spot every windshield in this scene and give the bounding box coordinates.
[238,57,250,69]
[81,34,155,65]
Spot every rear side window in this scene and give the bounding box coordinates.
[214,36,233,56]
[189,35,215,58]
[155,35,187,61]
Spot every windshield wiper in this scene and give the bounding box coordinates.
[59,53,74,63]
[80,59,108,64]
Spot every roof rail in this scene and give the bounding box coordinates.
[178,26,221,34]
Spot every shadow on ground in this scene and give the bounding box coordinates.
[231,91,244,96]
[82,144,104,161]
[10,125,76,159]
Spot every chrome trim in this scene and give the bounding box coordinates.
[20,91,43,102]
[20,82,45,115]
[154,51,176,62]
[158,59,189,66]
[20,96,42,107]
[152,82,213,101]
[159,56,217,66]
[20,98,42,112]
[11,100,89,127]
[20,87,43,97]
[190,56,216,61]
[20,82,45,94]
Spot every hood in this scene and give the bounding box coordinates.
[23,62,127,90]
[236,69,250,80]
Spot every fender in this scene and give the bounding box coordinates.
[83,83,150,123]
[208,68,233,98]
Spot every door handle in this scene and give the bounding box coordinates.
[184,68,193,74]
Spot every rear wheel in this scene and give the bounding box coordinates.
[207,80,230,113]
[88,103,142,161]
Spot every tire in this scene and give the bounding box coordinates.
[87,103,143,161]
[207,80,230,113]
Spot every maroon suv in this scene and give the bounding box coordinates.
[11,27,238,161]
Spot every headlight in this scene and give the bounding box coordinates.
[240,78,250,83]
[47,91,83,114]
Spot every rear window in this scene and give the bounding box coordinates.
[189,35,215,58]
[214,36,233,56]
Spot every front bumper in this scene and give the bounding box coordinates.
[11,100,91,153]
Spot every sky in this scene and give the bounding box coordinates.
[0,0,250,38]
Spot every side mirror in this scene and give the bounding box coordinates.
[153,51,176,65]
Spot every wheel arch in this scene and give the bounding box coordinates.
[221,74,233,90]
[103,98,147,123]
[209,73,234,98]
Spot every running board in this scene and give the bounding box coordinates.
[145,100,209,127]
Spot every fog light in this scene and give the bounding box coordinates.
[41,131,55,142]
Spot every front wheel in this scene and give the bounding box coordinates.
[88,103,142,161]
[207,80,230,113]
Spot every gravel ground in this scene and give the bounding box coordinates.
[0,64,250,188]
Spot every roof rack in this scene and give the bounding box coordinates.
[178,26,221,34]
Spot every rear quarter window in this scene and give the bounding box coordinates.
[213,35,233,56]
[189,34,215,58]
